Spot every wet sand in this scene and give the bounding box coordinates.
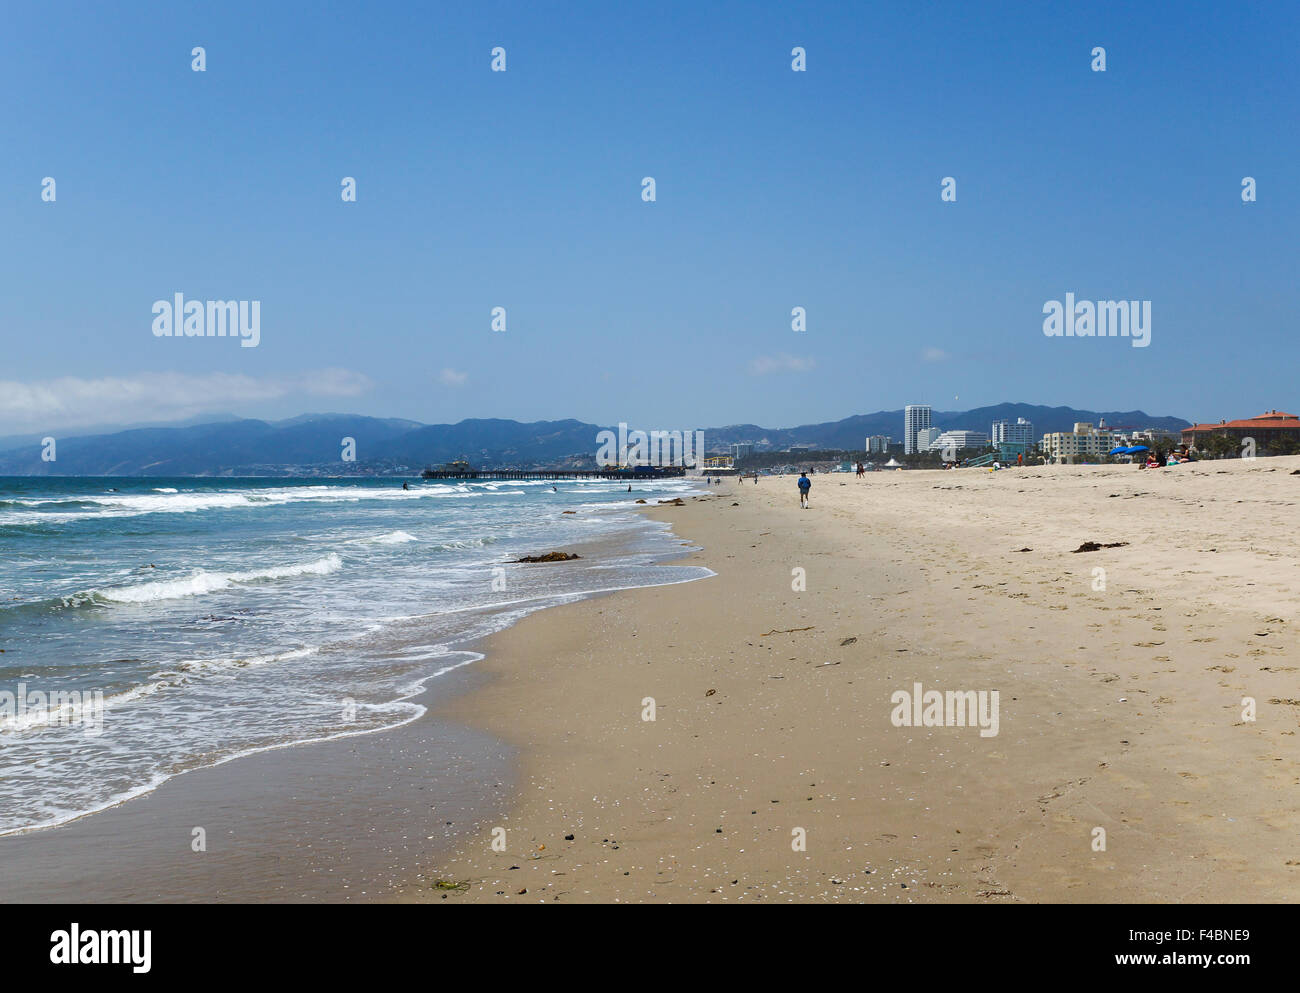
[0,662,514,902]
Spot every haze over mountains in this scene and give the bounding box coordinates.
[0,404,1191,476]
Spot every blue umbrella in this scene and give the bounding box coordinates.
[1107,446,1129,455]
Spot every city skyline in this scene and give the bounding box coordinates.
[0,396,1212,475]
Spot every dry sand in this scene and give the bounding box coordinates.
[404,457,1300,903]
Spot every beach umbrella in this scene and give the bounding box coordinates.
[1107,446,1129,455]
[1128,445,1149,452]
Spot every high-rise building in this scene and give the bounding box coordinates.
[730,443,754,460]
[865,435,890,454]
[992,417,1035,449]
[904,404,932,455]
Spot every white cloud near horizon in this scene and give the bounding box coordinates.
[921,347,951,362]
[0,369,373,434]
[747,354,816,376]
[437,368,468,387]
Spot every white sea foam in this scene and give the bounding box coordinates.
[95,554,343,604]
[355,530,419,545]
[0,484,520,525]
[433,537,492,550]
[0,480,709,528]
[0,690,101,734]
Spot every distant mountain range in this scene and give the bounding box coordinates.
[699,403,1189,450]
[0,404,1191,475]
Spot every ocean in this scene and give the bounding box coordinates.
[0,475,710,836]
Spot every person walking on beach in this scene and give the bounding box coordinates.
[797,471,811,509]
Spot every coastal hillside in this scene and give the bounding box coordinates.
[0,406,1191,475]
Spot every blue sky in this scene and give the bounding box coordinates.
[1,0,1296,435]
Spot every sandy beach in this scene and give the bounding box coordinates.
[404,458,1300,903]
[5,457,1298,905]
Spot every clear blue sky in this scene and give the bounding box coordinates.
[1,0,1295,435]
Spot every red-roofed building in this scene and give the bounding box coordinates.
[1182,410,1300,454]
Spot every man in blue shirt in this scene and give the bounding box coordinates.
[797,471,811,508]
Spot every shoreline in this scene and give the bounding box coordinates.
[6,460,1300,902]
[0,659,515,901]
[0,506,707,901]
[404,461,1300,902]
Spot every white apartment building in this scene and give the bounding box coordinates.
[1040,422,1119,463]
[991,417,1035,449]
[866,435,890,454]
[932,429,989,453]
[915,427,943,451]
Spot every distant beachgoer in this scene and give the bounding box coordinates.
[797,472,811,508]
[403,481,410,490]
